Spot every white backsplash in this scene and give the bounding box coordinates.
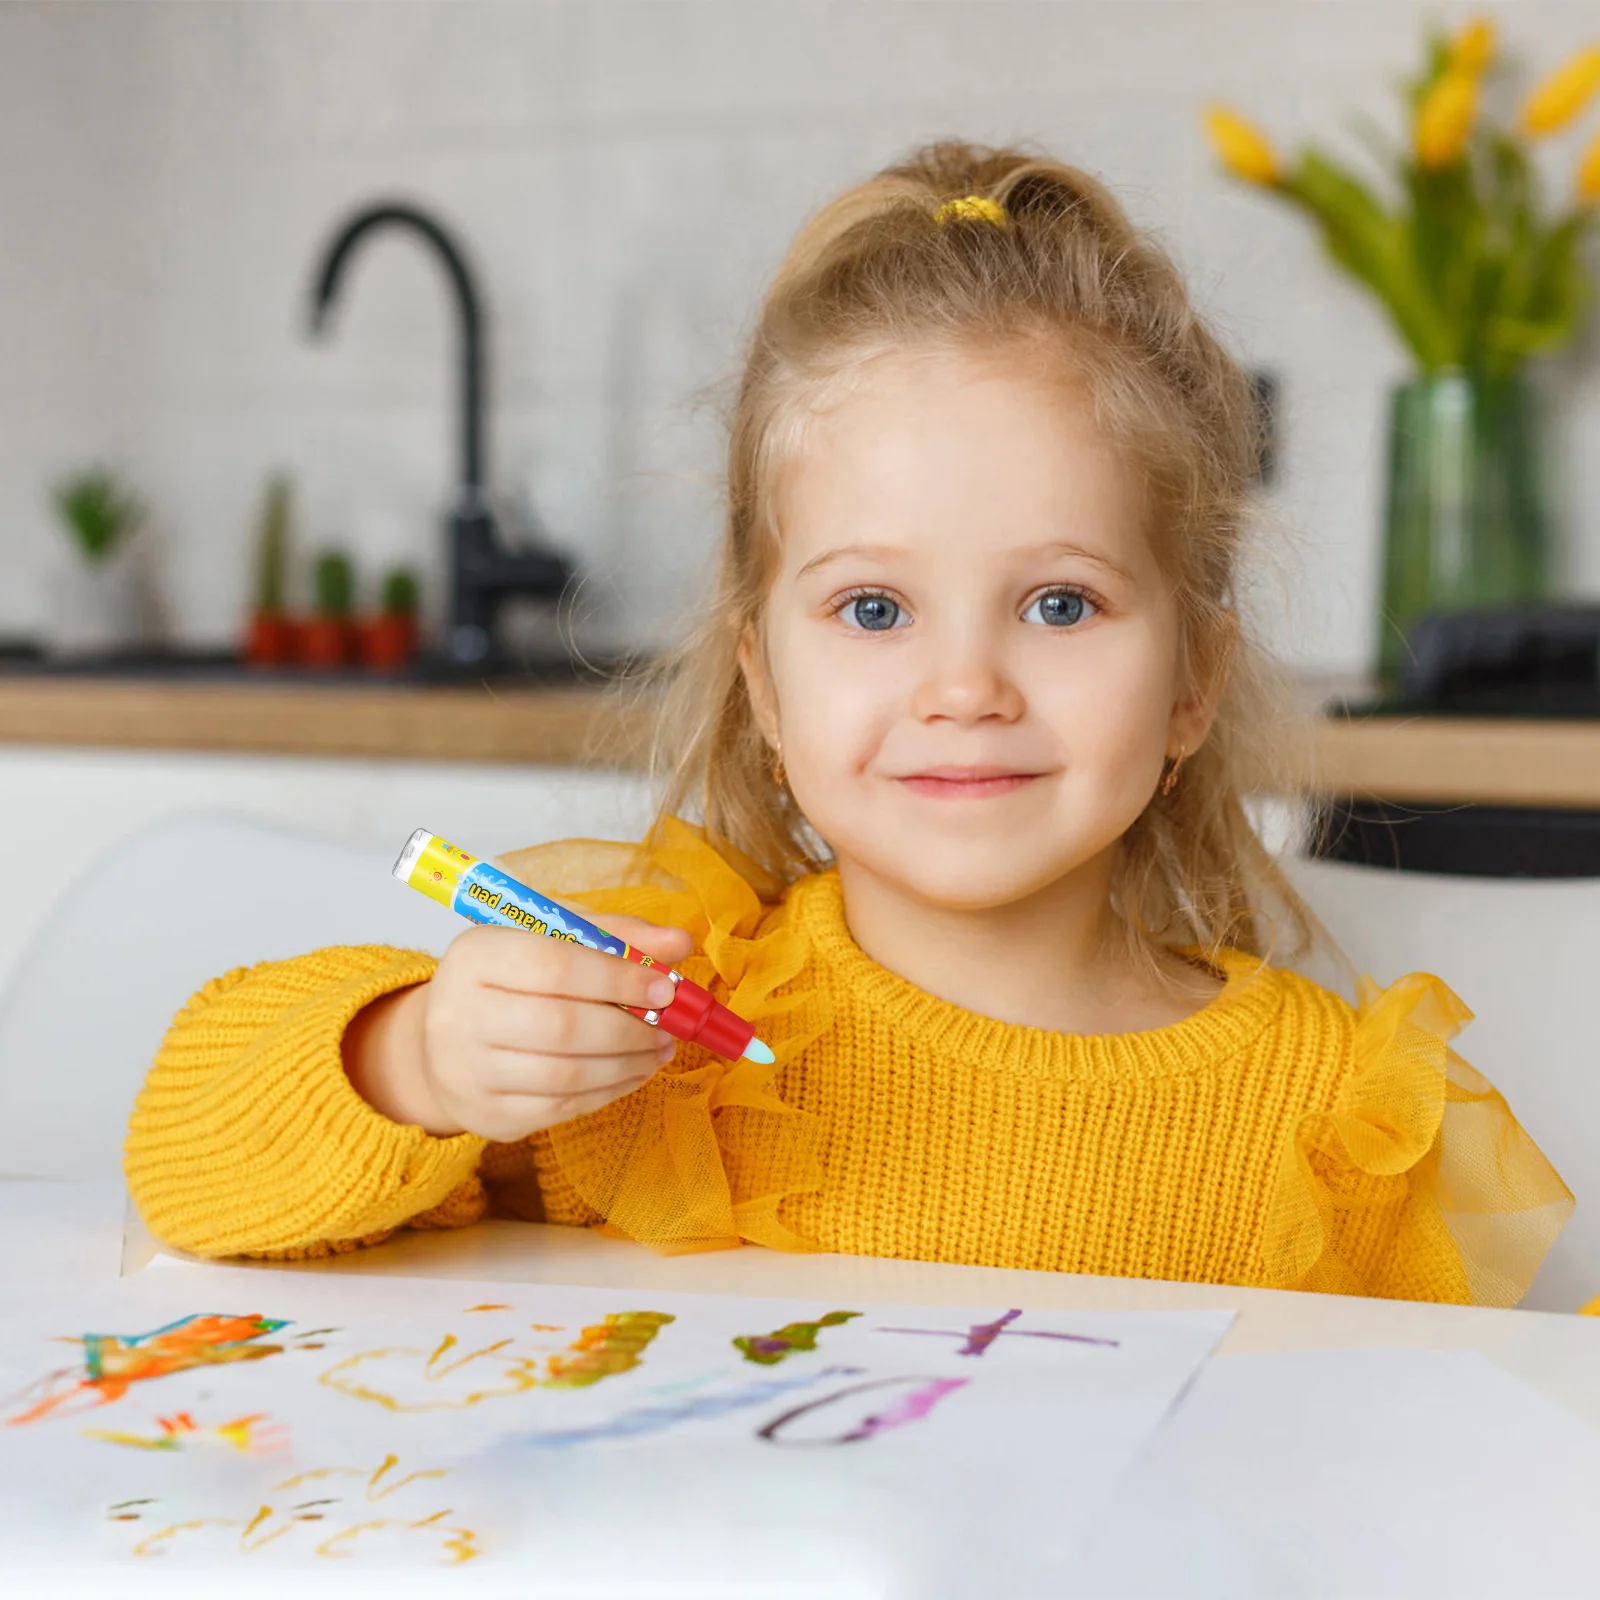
[2,0,1598,670]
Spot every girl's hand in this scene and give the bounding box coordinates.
[344,913,695,1142]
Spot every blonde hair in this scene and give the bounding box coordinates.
[623,140,1317,966]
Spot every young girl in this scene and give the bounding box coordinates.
[126,142,1571,1304]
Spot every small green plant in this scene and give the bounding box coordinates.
[313,551,355,618]
[380,565,420,617]
[254,473,292,614]
[53,468,144,565]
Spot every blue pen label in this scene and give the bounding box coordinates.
[452,861,628,959]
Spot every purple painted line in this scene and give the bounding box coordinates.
[875,1311,1121,1356]
[1005,1330,1120,1347]
[960,1309,1021,1357]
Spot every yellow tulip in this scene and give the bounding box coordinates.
[1203,105,1281,186]
[1415,69,1478,168]
[1449,17,1495,77]
[1520,45,1600,137]
[1579,126,1600,204]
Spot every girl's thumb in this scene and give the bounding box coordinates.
[545,892,695,966]
[600,914,696,965]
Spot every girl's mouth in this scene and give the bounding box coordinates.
[896,766,1044,799]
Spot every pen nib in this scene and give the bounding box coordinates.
[742,1037,776,1065]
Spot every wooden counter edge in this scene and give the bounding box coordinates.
[0,678,652,767]
[1304,712,1600,809]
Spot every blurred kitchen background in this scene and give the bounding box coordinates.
[3,0,1594,670]
[2,0,1600,990]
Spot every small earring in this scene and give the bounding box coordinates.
[771,740,786,790]
[1160,744,1186,796]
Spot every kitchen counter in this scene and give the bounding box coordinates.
[0,675,651,767]
[1309,710,1600,808]
[1,672,1599,804]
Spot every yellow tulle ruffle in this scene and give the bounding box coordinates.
[1259,970,1573,1306]
[498,819,829,1256]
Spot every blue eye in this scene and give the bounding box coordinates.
[1024,588,1094,627]
[844,594,904,631]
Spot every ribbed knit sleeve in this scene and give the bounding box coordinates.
[124,946,488,1259]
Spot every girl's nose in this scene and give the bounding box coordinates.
[909,633,1026,725]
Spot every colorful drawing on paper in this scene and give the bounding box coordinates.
[733,1310,861,1365]
[545,1311,673,1387]
[276,1452,450,1501]
[319,1311,673,1412]
[639,1370,730,1400]
[876,1308,1121,1356]
[83,1409,289,1455]
[320,1333,544,1412]
[5,1314,290,1426]
[0,1283,1235,1594]
[757,1375,970,1446]
[498,1364,869,1452]
[107,1454,479,1564]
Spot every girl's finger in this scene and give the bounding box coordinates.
[472,986,664,1061]
[487,1057,659,1101]
[460,926,679,1009]
[594,914,696,963]
[481,1037,667,1098]
[540,893,695,963]
[491,1076,657,1123]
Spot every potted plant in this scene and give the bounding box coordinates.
[1204,18,1600,681]
[300,550,356,670]
[48,467,148,657]
[245,473,296,668]
[361,565,421,671]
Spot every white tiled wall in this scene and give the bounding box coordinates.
[3,0,1598,670]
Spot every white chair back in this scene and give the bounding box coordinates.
[1283,857,1599,1313]
[0,813,455,1184]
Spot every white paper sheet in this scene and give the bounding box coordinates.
[1073,1345,1600,1599]
[0,1256,1233,1596]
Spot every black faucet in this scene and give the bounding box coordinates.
[308,201,572,667]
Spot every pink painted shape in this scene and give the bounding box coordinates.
[851,1377,969,1440]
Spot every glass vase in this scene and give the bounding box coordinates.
[1375,370,1550,684]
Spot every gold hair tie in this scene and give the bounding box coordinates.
[932,194,1007,228]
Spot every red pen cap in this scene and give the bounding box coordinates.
[654,975,756,1061]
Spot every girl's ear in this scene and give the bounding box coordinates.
[737,627,781,750]
[1168,612,1237,758]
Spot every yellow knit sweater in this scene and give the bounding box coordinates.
[125,821,1571,1304]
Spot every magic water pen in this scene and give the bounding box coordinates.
[392,828,775,1065]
